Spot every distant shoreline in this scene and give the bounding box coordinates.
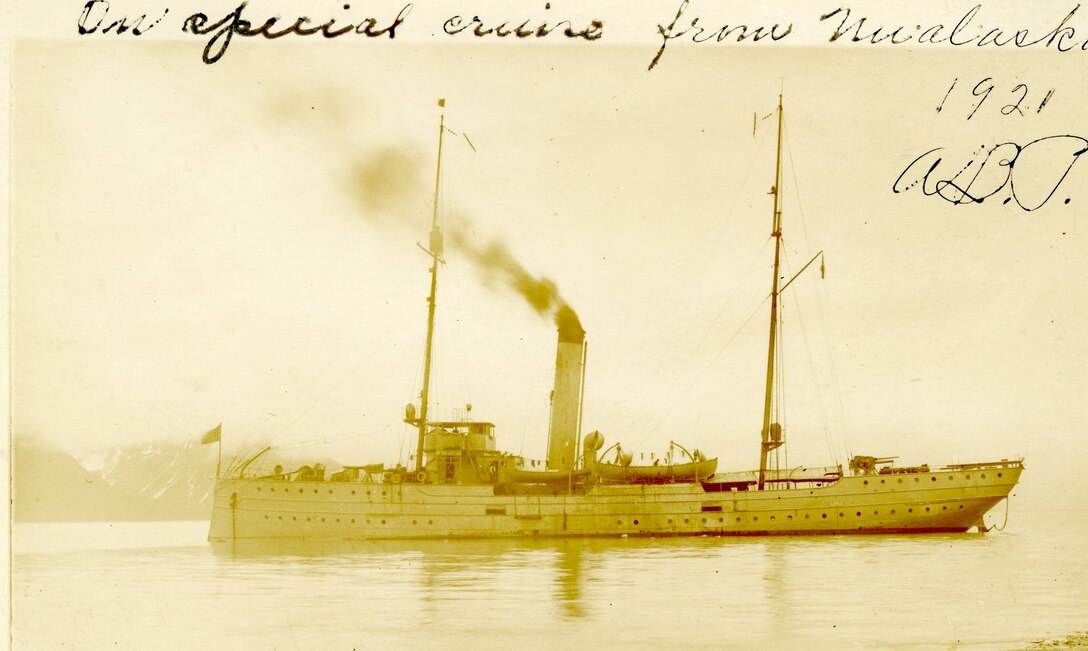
[1022,630,1088,650]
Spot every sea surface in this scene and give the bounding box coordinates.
[11,509,1087,650]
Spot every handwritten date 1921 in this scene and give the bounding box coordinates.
[936,77,1056,120]
[892,135,1087,211]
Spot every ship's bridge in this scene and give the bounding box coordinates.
[421,421,499,485]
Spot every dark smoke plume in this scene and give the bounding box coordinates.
[449,231,584,340]
[263,89,586,340]
[347,140,584,339]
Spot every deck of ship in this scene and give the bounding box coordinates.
[208,460,1022,541]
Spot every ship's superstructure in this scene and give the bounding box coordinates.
[208,98,1023,542]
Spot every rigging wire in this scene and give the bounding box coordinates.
[785,262,840,465]
[784,117,852,462]
[630,124,774,447]
[225,321,417,475]
[631,291,772,451]
[628,233,773,450]
[272,425,395,452]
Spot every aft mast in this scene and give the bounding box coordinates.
[414,98,447,476]
[758,95,785,491]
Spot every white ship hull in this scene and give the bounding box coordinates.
[208,461,1021,541]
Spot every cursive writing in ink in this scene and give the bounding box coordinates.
[78,0,167,35]
[820,5,1085,51]
[183,2,412,64]
[893,135,1087,211]
[443,3,603,40]
[649,0,792,71]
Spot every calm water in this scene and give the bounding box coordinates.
[12,509,1087,650]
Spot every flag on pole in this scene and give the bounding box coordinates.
[438,98,445,107]
[201,423,222,445]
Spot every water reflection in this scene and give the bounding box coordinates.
[212,537,602,619]
[208,531,1000,630]
[14,517,1088,649]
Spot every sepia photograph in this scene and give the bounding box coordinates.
[7,1,1088,648]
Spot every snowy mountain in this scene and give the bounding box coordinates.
[13,437,215,522]
[14,436,345,522]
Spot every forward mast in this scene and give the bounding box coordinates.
[414,99,447,475]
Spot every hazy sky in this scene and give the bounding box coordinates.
[11,31,1088,508]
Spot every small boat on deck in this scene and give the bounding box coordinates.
[595,458,719,484]
[592,440,718,484]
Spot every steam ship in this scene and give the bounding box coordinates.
[208,97,1023,542]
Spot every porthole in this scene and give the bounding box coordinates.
[616,520,622,525]
[736,517,741,522]
[856,512,862,517]
[328,490,333,495]
[931,477,937,482]
[863,480,869,485]
[667,518,673,524]
[873,511,878,515]
[948,476,954,481]
[997,473,1002,478]
[700,518,706,524]
[257,487,262,492]
[278,515,283,520]
[880,479,886,484]
[306,517,311,522]
[366,519,371,524]
[719,517,724,523]
[264,515,268,519]
[321,517,326,522]
[787,515,793,520]
[839,513,844,518]
[634,519,640,525]
[770,516,775,521]
[292,516,297,521]
[382,491,386,496]
[753,517,758,522]
[925,507,930,512]
[898,478,903,484]
[351,490,356,495]
[942,506,947,511]
[270,487,274,492]
[821,513,827,519]
[298,489,303,494]
[981,474,987,479]
[412,520,417,525]
[428,520,433,525]
[684,518,689,524]
[966,475,971,480]
[891,509,896,514]
[958,505,964,510]
[908,508,913,513]
[313,489,319,494]
[336,518,341,523]
[914,478,920,483]
[804,514,810,519]
[351,518,356,524]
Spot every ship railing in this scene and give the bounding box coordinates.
[939,458,1024,471]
